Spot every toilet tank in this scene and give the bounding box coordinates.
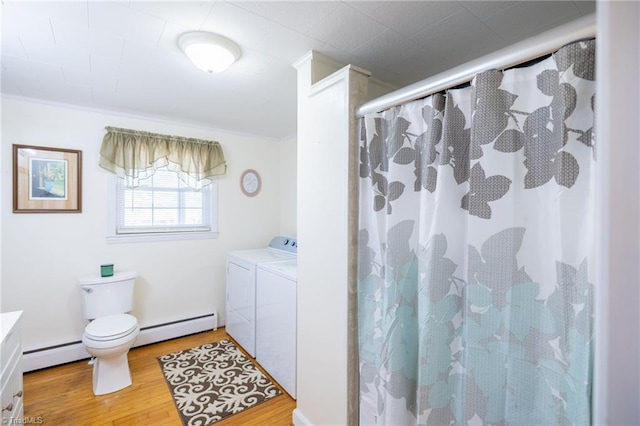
[79,271,137,319]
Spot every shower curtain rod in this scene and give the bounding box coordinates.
[356,14,596,117]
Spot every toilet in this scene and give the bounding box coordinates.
[79,271,140,395]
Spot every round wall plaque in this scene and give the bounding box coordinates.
[240,169,261,197]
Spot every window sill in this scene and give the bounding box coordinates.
[107,230,219,244]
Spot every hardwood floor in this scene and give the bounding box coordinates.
[23,328,296,425]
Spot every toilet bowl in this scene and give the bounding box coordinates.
[79,271,139,396]
[82,313,140,395]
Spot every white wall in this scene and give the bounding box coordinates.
[279,134,297,238]
[594,1,640,424]
[0,97,295,352]
[294,51,371,426]
[0,6,3,320]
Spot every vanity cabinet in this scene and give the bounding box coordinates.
[1,311,23,424]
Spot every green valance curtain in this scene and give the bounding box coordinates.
[99,126,227,190]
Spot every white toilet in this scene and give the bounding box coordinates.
[79,271,140,396]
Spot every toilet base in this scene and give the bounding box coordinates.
[91,352,132,395]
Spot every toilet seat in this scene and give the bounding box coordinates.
[85,314,138,341]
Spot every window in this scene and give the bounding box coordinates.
[108,167,218,243]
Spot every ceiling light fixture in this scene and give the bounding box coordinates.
[178,31,241,74]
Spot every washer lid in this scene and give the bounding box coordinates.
[85,314,137,341]
[227,248,294,265]
[258,258,297,280]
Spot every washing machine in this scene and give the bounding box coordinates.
[225,236,297,357]
[256,257,298,398]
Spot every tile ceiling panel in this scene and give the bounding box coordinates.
[1,56,44,91]
[575,1,596,15]
[483,1,582,41]
[351,29,429,71]
[63,67,119,92]
[155,21,191,58]
[200,2,280,51]
[230,1,340,34]
[379,53,455,90]
[39,81,93,106]
[25,43,91,73]
[229,49,284,78]
[90,54,147,81]
[87,2,166,46]
[1,1,596,138]
[364,1,463,38]
[3,0,89,28]
[412,9,501,59]
[119,38,158,70]
[306,3,388,53]
[1,75,21,95]
[51,21,124,61]
[458,0,521,20]
[255,25,329,64]
[127,1,216,29]
[5,10,56,51]
[1,34,27,59]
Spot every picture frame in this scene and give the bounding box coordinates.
[13,144,82,213]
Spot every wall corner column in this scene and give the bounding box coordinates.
[293,52,371,426]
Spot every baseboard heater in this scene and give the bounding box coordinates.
[23,312,219,373]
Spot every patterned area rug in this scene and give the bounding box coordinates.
[158,339,281,425]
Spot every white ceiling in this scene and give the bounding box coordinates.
[1,1,595,139]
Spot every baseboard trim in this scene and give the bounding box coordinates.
[23,312,219,372]
[292,408,313,426]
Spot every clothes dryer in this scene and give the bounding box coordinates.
[226,237,297,357]
[256,258,298,398]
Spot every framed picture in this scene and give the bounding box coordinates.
[13,144,82,213]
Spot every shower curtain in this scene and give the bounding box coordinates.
[358,39,595,425]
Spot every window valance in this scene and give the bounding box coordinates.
[99,126,227,190]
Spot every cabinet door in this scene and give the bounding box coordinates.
[226,261,255,356]
[1,348,23,423]
[1,313,23,424]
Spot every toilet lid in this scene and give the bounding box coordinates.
[85,314,138,341]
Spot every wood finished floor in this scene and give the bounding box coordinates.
[23,328,296,425]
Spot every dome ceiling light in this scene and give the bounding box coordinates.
[178,31,241,74]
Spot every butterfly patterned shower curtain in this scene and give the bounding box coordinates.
[358,39,596,425]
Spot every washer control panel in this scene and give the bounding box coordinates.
[268,236,298,254]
